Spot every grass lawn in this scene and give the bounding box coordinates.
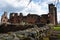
[54,27,60,31]
[53,26,60,40]
[58,34,60,40]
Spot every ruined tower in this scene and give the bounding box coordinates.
[1,12,8,24]
[48,4,57,25]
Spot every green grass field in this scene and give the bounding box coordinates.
[53,26,60,40]
[53,25,60,31]
[54,27,60,31]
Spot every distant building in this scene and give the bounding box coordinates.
[1,4,57,25]
[26,14,40,24]
[9,13,23,24]
[40,14,49,24]
[9,13,49,24]
[48,4,57,25]
[1,12,8,24]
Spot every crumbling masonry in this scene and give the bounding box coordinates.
[1,4,57,25]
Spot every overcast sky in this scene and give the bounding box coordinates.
[0,0,60,22]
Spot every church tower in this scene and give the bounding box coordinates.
[48,4,57,25]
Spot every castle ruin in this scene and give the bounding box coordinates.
[1,4,57,25]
